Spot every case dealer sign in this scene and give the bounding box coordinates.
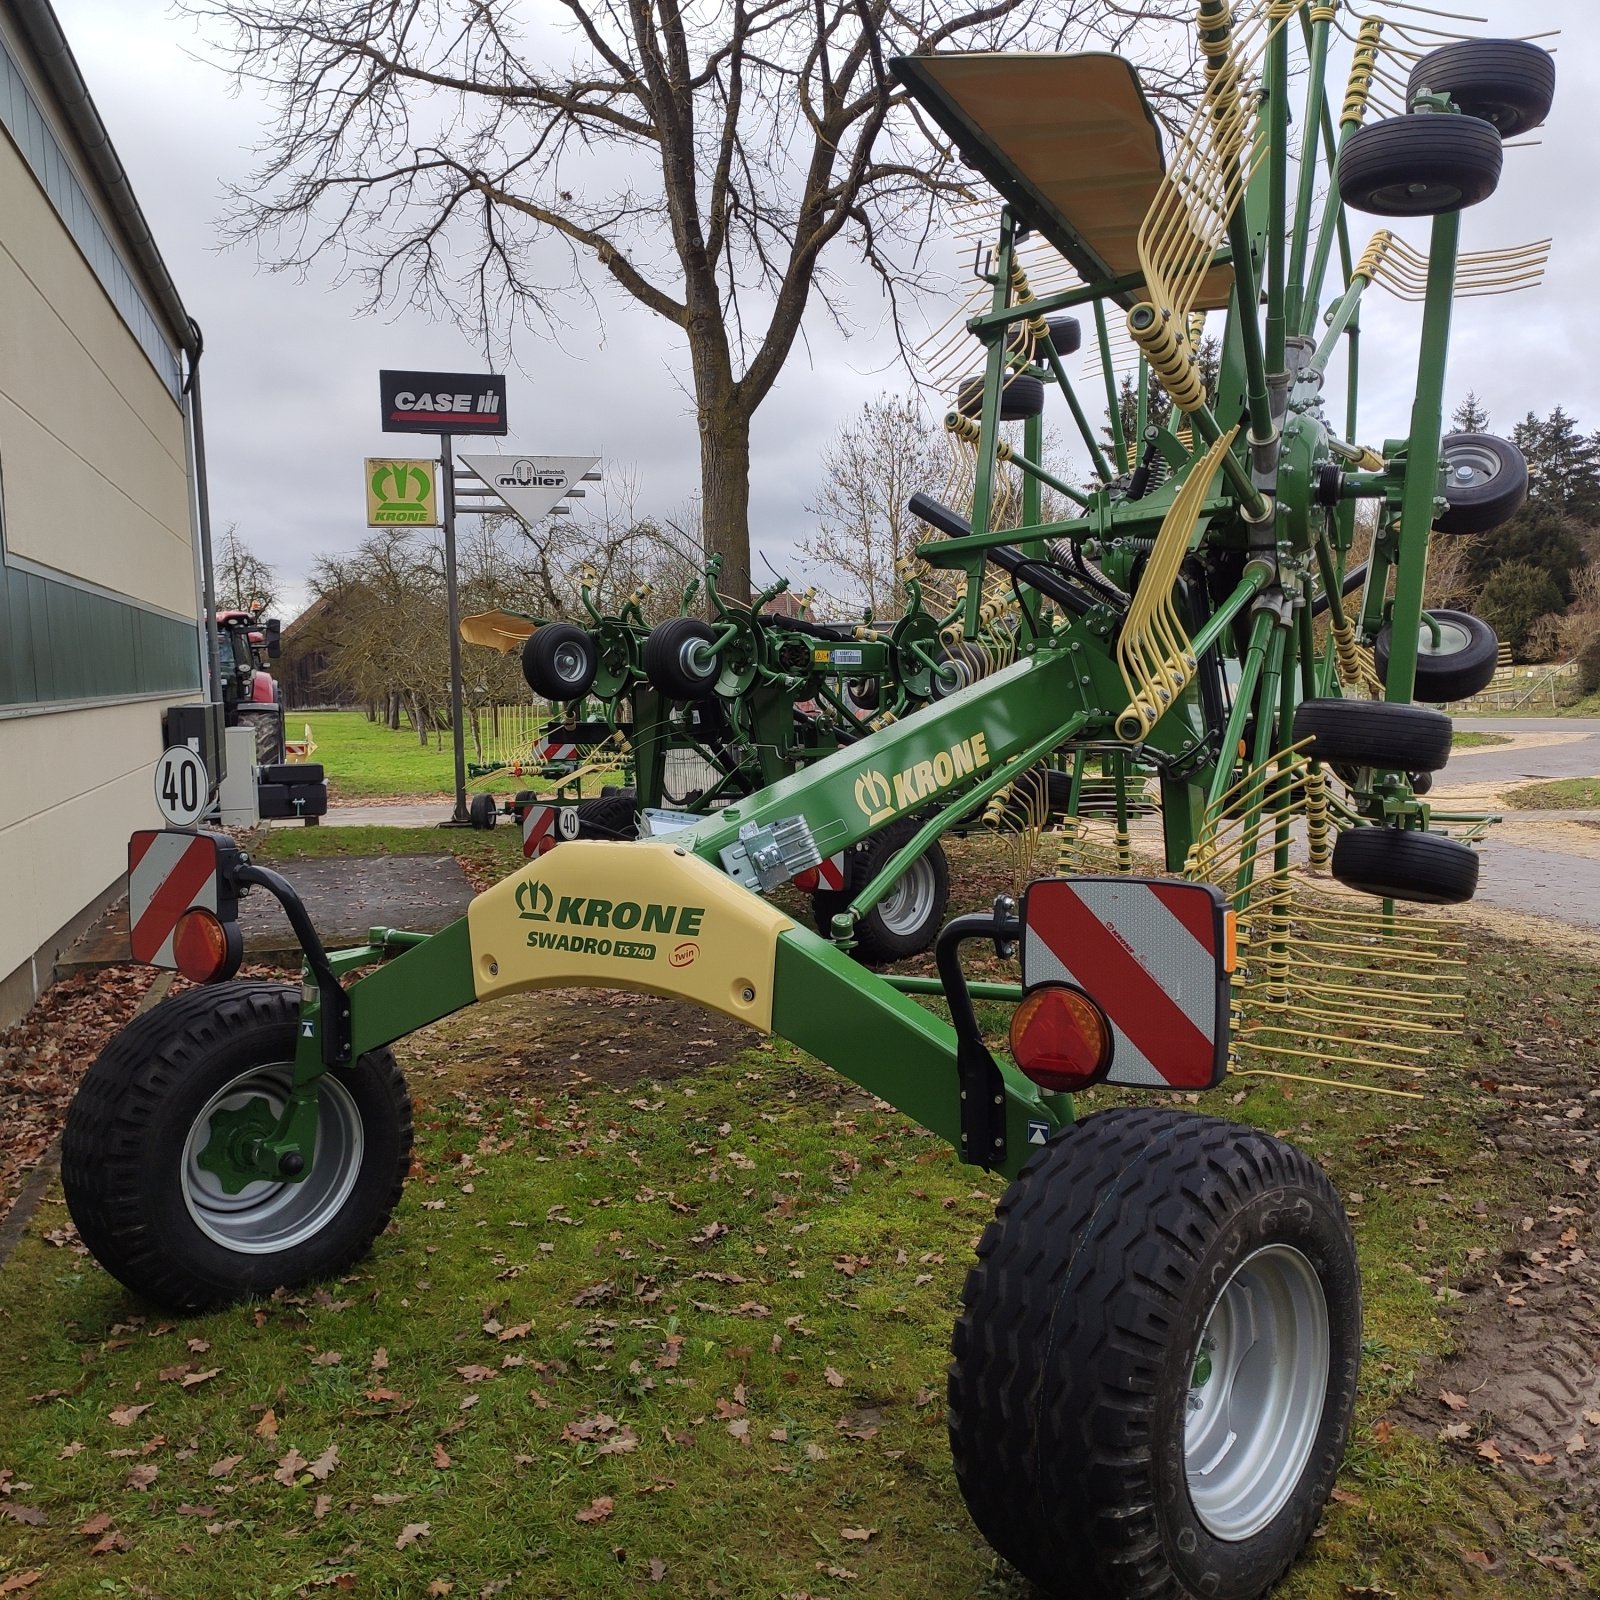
[380,369,508,435]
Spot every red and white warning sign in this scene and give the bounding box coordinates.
[532,738,580,764]
[1021,877,1230,1089]
[128,830,219,966]
[790,853,846,895]
[522,802,580,858]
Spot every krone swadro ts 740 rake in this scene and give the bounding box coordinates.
[62,7,1554,1597]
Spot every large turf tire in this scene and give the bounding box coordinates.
[1331,826,1479,904]
[1406,40,1555,138]
[1434,432,1528,535]
[574,791,637,841]
[813,822,949,964]
[521,623,599,701]
[951,1107,1360,1600]
[1338,113,1502,216]
[1292,697,1453,772]
[62,983,412,1312]
[1375,609,1499,701]
[643,617,720,700]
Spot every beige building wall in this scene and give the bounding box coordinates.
[0,132,195,616]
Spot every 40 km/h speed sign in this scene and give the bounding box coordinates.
[154,746,211,827]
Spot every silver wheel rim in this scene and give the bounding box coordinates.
[181,1066,364,1255]
[1444,440,1504,490]
[875,855,937,937]
[680,639,715,680]
[1184,1243,1330,1541]
[554,641,588,684]
[1416,617,1474,660]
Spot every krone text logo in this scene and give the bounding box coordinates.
[853,732,991,824]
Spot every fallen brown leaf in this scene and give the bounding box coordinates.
[273,1448,309,1487]
[108,1402,153,1428]
[396,1521,431,1549]
[254,1409,279,1439]
[839,1526,876,1542]
[576,1496,615,1524]
[206,1454,243,1479]
[823,1367,844,1389]
[0,1572,43,1592]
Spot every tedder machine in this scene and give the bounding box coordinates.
[64,6,1554,1596]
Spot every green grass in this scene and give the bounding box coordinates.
[3,904,1597,1597]
[1452,731,1512,749]
[299,710,589,801]
[1559,687,1600,719]
[1502,777,1600,810]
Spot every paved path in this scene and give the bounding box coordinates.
[318,802,451,829]
[1448,718,1600,785]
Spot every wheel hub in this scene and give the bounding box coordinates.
[1183,1243,1330,1541]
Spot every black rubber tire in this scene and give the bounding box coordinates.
[1407,40,1555,138]
[643,617,720,700]
[260,762,323,785]
[1045,317,1082,357]
[575,792,637,841]
[468,792,498,830]
[1434,432,1529,535]
[1292,697,1453,772]
[956,373,1047,421]
[1331,826,1479,905]
[1337,113,1502,216]
[521,622,598,701]
[845,677,880,712]
[929,640,988,699]
[1409,770,1434,797]
[1375,609,1499,701]
[950,1107,1360,1600]
[61,983,412,1312]
[813,822,949,964]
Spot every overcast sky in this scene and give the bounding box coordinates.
[47,0,1599,618]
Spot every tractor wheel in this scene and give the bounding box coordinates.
[1434,432,1529,535]
[1337,113,1502,216]
[1375,610,1499,702]
[468,792,499,830]
[522,623,599,701]
[1292,698,1453,772]
[643,617,720,700]
[575,792,637,841]
[957,373,1047,421]
[62,983,412,1312]
[1331,827,1479,905]
[1407,40,1556,138]
[813,823,949,963]
[950,1107,1360,1600]
[1045,316,1081,357]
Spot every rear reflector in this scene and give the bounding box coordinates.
[1009,984,1112,1094]
[173,908,243,985]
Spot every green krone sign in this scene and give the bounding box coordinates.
[365,458,439,526]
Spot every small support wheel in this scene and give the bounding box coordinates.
[1375,609,1499,702]
[1338,113,1503,217]
[1435,432,1529,535]
[468,792,499,830]
[956,373,1046,421]
[643,617,721,700]
[62,983,412,1311]
[1331,827,1480,904]
[813,821,949,964]
[1407,40,1556,138]
[521,623,599,701]
[1292,698,1453,772]
[950,1107,1360,1600]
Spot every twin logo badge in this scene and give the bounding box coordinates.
[852,731,992,825]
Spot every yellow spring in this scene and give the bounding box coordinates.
[1056,818,1082,875]
[1266,1,1299,17]
[1305,766,1331,871]
[943,412,1015,463]
[1353,230,1395,285]
[1331,618,1381,695]
[1126,305,1207,414]
[1115,828,1133,874]
[1343,18,1382,125]
[983,785,1015,829]
[1309,1,1336,20]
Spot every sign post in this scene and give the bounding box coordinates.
[379,370,508,827]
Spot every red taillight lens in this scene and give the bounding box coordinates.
[173,908,242,984]
[790,866,820,894]
[1009,984,1113,1093]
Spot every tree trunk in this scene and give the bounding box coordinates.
[699,401,753,602]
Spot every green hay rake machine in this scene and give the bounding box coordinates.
[64,6,1555,1596]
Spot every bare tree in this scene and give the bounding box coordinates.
[801,393,946,615]
[214,522,279,615]
[184,0,1179,596]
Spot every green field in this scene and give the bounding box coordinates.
[1503,776,1600,810]
[300,710,588,802]
[1451,731,1512,749]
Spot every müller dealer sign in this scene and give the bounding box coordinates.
[380,369,508,435]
